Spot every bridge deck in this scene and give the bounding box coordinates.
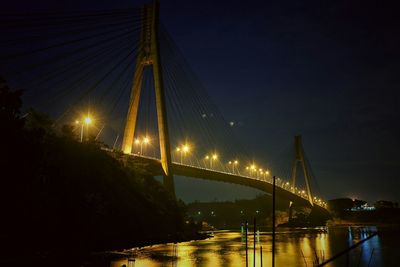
[121,154,327,212]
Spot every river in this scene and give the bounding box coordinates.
[109,226,398,267]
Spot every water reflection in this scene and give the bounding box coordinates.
[110,227,385,267]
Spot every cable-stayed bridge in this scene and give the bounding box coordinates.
[0,1,328,213]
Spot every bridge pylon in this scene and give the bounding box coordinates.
[122,1,175,196]
[289,135,314,218]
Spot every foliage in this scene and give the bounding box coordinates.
[0,78,188,261]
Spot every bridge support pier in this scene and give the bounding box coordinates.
[288,202,294,221]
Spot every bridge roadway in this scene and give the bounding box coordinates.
[123,154,328,212]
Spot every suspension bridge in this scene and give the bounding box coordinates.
[0,1,328,214]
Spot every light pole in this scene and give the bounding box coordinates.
[205,153,218,169]
[84,116,92,141]
[228,160,239,173]
[134,136,150,155]
[211,153,218,169]
[76,116,92,142]
[176,144,190,164]
[250,164,256,177]
[233,160,239,174]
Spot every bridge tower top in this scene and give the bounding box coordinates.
[121,0,175,195]
[291,135,314,206]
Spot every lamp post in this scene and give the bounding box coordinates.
[205,153,218,169]
[84,116,92,141]
[134,136,150,155]
[211,153,218,169]
[176,144,190,164]
[228,160,239,173]
[76,116,92,142]
[233,160,239,174]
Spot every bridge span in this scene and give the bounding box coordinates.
[121,154,328,212]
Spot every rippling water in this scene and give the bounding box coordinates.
[110,226,397,267]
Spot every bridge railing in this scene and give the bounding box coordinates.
[122,153,327,208]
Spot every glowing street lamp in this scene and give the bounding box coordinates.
[250,164,256,177]
[134,136,150,155]
[84,117,92,125]
[205,153,218,169]
[76,116,92,142]
[84,116,92,141]
[211,154,218,169]
[228,160,239,173]
[176,144,190,164]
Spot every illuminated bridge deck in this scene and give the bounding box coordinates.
[123,154,328,212]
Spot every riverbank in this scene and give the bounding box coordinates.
[77,231,213,267]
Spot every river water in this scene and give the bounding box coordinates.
[109,226,398,267]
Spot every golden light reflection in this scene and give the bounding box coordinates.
[113,230,338,267]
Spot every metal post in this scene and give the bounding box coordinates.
[253,217,256,267]
[272,175,276,267]
[80,123,83,142]
[245,220,248,267]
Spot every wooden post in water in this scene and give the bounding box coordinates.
[245,220,248,267]
[272,176,276,267]
[254,217,256,267]
[260,245,263,267]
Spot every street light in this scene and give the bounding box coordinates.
[205,153,218,169]
[134,136,150,155]
[76,116,92,142]
[84,116,92,141]
[211,153,218,169]
[176,144,190,164]
[84,117,92,125]
[228,160,239,173]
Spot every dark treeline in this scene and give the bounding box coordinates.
[187,195,291,229]
[0,78,197,265]
[328,198,400,224]
[188,194,331,229]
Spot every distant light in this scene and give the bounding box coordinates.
[176,147,181,151]
[134,139,140,144]
[265,171,270,175]
[183,145,189,152]
[84,117,92,125]
[212,154,218,160]
[75,120,80,124]
[205,155,209,159]
[228,161,232,164]
[143,137,150,144]
[229,121,235,127]
[234,160,238,165]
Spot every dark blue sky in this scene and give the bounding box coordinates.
[3,0,400,204]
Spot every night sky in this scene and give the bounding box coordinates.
[3,0,400,204]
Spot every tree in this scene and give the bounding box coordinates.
[0,76,24,132]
